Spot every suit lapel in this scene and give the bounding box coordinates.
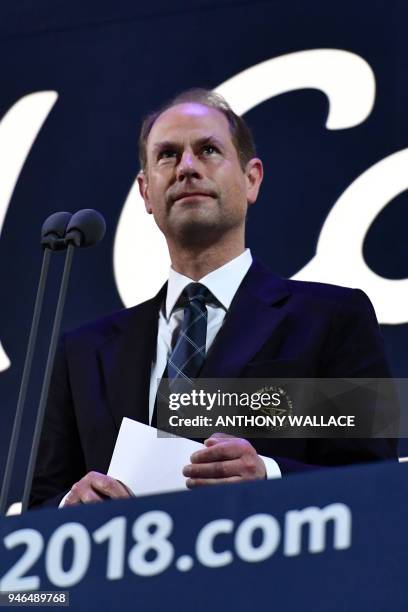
[201,259,291,378]
[98,285,166,430]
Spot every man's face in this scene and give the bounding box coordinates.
[138,103,262,247]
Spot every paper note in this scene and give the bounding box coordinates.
[108,418,203,496]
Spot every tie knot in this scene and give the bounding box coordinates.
[183,282,210,304]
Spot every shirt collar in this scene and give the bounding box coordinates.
[165,249,252,319]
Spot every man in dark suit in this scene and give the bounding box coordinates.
[30,89,397,509]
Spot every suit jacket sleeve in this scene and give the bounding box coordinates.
[29,335,86,509]
[302,288,397,469]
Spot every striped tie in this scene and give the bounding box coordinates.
[152,283,210,428]
[168,282,210,385]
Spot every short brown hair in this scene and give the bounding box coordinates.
[138,88,256,171]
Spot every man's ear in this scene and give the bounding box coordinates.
[137,170,152,214]
[245,158,263,206]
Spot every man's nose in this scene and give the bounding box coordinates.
[176,150,202,181]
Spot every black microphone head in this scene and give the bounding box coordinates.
[41,211,72,250]
[65,209,106,248]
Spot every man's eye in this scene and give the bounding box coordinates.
[159,150,177,160]
[202,145,217,155]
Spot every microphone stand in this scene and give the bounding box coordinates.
[0,249,52,515]
[21,243,75,513]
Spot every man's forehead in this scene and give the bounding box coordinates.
[147,102,231,145]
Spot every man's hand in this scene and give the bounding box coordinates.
[64,471,131,506]
[183,433,266,488]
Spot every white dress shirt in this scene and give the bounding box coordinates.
[149,248,281,480]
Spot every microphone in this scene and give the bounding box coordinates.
[21,209,106,512]
[41,211,72,250]
[64,208,106,247]
[0,211,72,515]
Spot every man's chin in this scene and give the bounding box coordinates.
[171,219,226,248]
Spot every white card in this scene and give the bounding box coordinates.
[107,417,203,496]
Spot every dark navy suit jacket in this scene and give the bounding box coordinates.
[29,259,397,508]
